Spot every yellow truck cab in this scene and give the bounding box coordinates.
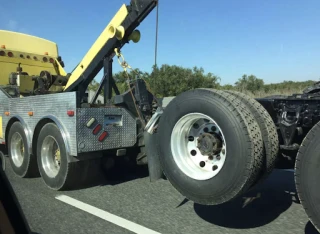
[0,30,66,94]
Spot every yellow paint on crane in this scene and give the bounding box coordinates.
[54,58,67,76]
[63,4,129,90]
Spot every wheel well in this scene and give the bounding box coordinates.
[32,118,54,156]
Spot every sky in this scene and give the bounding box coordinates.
[0,0,320,85]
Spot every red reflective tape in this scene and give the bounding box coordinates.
[93,124,102,135]
[67,110,74,116]
[98,131,108,142]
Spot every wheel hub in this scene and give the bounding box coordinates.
[11,132,24,167]
[170,113,227,180]
[197,133,222,156]
[41,136,61,178]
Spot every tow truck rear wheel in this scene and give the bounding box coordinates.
[158,89,264,205]
[37,123,76,190]
[295,121,320,233]
[8,121,38,177]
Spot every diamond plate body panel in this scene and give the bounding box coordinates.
[0,89,138,156]
[76,107,137,153]
[3,91,78,156]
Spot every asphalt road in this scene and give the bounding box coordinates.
[2,156,319,234]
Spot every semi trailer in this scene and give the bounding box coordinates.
[1,0,320,232]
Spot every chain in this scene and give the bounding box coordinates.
[115,48,130,72]
[114,48,146,127]
[114,47,159,100]
[114,48,160,105]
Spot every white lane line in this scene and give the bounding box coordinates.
[55,195,161,234]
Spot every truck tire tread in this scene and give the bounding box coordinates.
[295,121,320,233]
[225,91,279,180]
[203,89,264,189]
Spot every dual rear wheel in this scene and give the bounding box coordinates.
[157,89,279,205]
[36,123,74,190]
[8,122,93,190]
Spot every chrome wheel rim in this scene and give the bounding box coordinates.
[11,132,24,167]
[41,136,61,178]
[170,113,227,180]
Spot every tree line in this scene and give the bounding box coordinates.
[88,64,317,98]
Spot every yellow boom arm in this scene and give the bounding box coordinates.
[63,0,157,93]
[63,4,128,90]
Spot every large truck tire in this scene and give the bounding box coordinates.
[8,121,38,177]
[37,123,102,190]
[295,122,320,233]
[225,91,279,181]
[36,123,78,190]
[157,89,263,205]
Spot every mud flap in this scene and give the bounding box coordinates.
[144,131,163,182]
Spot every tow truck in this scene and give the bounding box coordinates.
[1,0,320,232]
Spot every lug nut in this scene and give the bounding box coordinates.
[222,149,225,154]
[212,165,218,171]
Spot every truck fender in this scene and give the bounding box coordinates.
[144,96,176,181]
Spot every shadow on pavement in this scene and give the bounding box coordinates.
[70,157,151,191]
[194,169,298,229]
[4,155,151,192]
[102,159,150,186]
[305,221,319,234]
